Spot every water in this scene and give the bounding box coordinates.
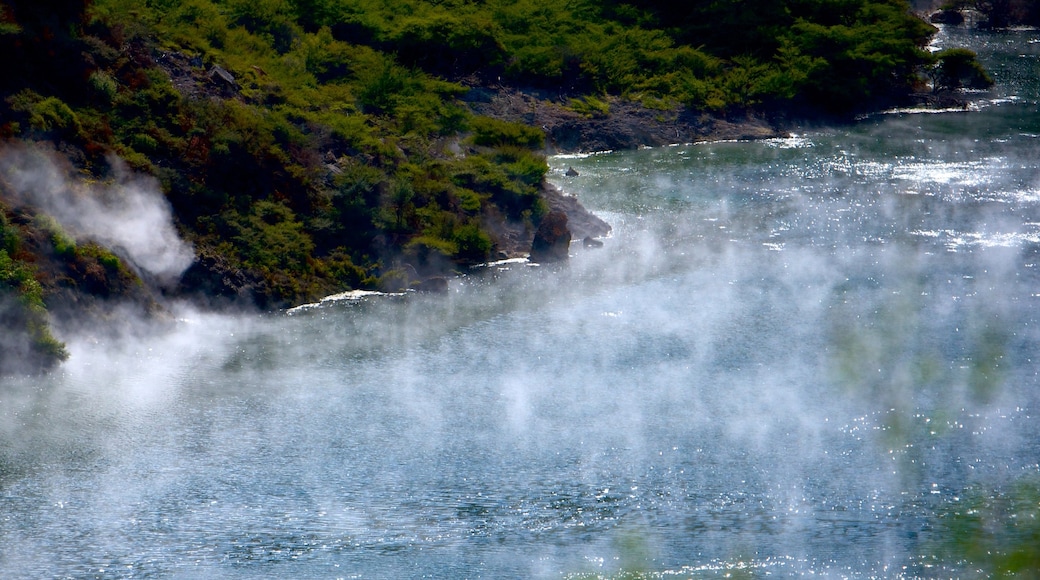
[3,27,1040,578]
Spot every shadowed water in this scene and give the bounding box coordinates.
[2,26,1040,578]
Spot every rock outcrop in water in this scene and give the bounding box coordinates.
[529,210,571,263]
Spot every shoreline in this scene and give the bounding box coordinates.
[467,83,979,156]
[465,86,786,155]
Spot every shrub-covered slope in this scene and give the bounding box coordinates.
[0,0,987,372]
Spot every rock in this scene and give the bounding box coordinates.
[583,236,604,248]
[177,250,272,308]
[565,166,579,176]
[529,210,571,262]
[464,86,782,154]
[541,183,611,240]
[208,64,236,86]
[207,64,239,96]
[929,9,965,25]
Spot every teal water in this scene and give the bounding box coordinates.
[2,26,1040,578]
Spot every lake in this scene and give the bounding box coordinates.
[2,25,1039,579]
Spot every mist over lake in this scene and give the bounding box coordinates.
[3,26,1040,578]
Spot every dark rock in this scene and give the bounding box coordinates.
[530,210,571,262]
[929,9,965,25]
[542,183,611,241]
[208,64,236,87]
[177,251,272,309]
[480,183,610,260]
[583,236,604,248]
[565,166,579,176]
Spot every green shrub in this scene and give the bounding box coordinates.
[451,223,492,262]
[88,71,119,103]
[33,214,77,258]
[0,21,22,36]
[318,249,372,289]
[404,234,457,264]
[230,200,315,276]
[567,95,610,118]
[494,146,548,187]
[469,116,544,149]
[0,211,19,255]
[28,97,83,137]
[456,188,484,214]
[357,58,410,114]
[0,250,69,369]
[933,48,994,91]
[78,242,139,283]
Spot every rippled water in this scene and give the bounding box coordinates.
[3,27,1040,579]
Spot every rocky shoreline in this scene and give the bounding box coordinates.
[465,86,784,155]
[465,87,791,261]
[472,85,976,261]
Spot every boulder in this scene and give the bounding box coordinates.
[929,9,965,25]
[529,210,571,262]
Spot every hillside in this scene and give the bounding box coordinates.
[0,0,990,373]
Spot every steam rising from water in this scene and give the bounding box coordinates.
[1,26,1039,579]
[0,145,193,280]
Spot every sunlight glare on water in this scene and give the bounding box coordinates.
[2,26,1040,579]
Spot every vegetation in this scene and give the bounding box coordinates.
[932,47,994,91]
[0,208,68,374]
[0,0,989,371]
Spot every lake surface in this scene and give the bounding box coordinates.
[3,26,1040,578]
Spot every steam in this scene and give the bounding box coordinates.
[2,27,1039,576]
[0,145,193,280]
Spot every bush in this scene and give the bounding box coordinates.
[933,48,994,91]
[0,210,19,255]
[451,223,492,263]
[469,116,545,149]
[567,95,611,118]
[230,200,315,276]
[88,71,119,103]
[0,250,69,372]
[33,214,77,258]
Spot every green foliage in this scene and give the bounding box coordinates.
[33,214,78,258]
[452,151,545,220]
[357,57,412,114]
[0,211,19,255]
[779,0,937,111]
[469,116,545,149]
[0,249,70,370]
[0,21,23,36]
[17,95,84,137]
[933,47,994,91]
[316,249,373,289]
[78,242,139,282]
[451,222,492,262]
[225,0,301,53]
[567,95,611,119]
[384,12,506,76]
[405,234,457,262]
[88,71,119,103]
[230,200,315,276]
[0,0,961,312]
[495,146,549,188]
